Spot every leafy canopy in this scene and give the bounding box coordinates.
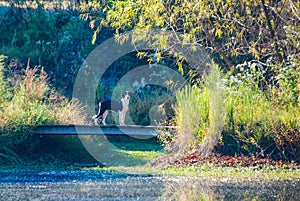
[82,0,300,69]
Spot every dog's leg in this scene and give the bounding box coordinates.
[122,110,126,126]
[123,108,129,126]
[119,111,123,126]
[101,110,109,126]
[92,102,102,125]
[93,115,99,125]
[120,110,128,126]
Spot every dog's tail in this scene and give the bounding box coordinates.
[92,102,102,120]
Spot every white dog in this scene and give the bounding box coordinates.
[92,91,132,126]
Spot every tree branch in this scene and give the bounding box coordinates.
[261,0,284,63]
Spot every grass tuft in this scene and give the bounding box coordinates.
[173,63,225,156]
[170,61,300,162]
[0,56,86,163]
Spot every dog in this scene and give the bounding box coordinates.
[92,91,132,126]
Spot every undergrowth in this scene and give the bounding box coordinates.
[0,55,86,163]
[169,60,300,162]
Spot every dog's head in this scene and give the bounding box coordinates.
[121,91,132,100]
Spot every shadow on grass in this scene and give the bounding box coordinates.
[38,135,164,167]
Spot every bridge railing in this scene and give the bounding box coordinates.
[33,124,178,138]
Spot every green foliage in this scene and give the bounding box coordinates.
[175,85,209,151]
[0,56,10,107]
[227,63,300,160]
[84,0,300,68]
[129,86,173,126]
[170,60,300,161]
[271,56,300,106]
[1,1,299,163]
[0,2,97,96]
[173,63,224,155]
[222,62,300,160]
[0,57,86,163]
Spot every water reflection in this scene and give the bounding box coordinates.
[160,177,300,200]
[0,170,299,200]
[160,177,216,200]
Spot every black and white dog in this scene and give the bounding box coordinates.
[92,91,132,126]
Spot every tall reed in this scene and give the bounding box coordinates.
[174,63,225,156]
[173,60,300,161]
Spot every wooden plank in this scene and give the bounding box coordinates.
[33,124,176,137]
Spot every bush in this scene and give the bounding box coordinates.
[129,85,173,126]
[170,61,300,162]
[0,57,86,163]
[173,63,225,155]
[0,3,96,96]
[221,60,300,161]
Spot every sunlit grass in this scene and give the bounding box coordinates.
[78,134,165,167]
[0,57,86,164]
[117,149,165,163]
[171,62,300,160]
[174,63,225,156]
[224,79,300,158]
[95,163,300,181]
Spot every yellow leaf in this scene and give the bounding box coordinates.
[215,29,223,38]
[176,60,184,74]
[231,49,239,57]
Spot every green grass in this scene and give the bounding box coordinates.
[78,135,165,167]
[0,57,86,164]
[1,149,299,183]
[174,64,225,156]
[169,62,300,161]
[77,134,300,182]
[91,163,300,182]
[110,149,165,166]
[0,134,165,169]
[1,136,299,183]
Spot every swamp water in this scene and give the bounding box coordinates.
[0,169,299,201]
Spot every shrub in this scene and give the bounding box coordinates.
[129,85,173,126]
[173,63,225,155]
[0,57,86,163]
[171,60,300,162]
[0,3,96,96]
[174,85,209,152]
[0,56,10,108]
[221,60,300,161]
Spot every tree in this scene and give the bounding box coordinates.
[82,0,300,70]
[80,0,300,158]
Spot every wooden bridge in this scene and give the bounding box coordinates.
[33,124,176,138]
